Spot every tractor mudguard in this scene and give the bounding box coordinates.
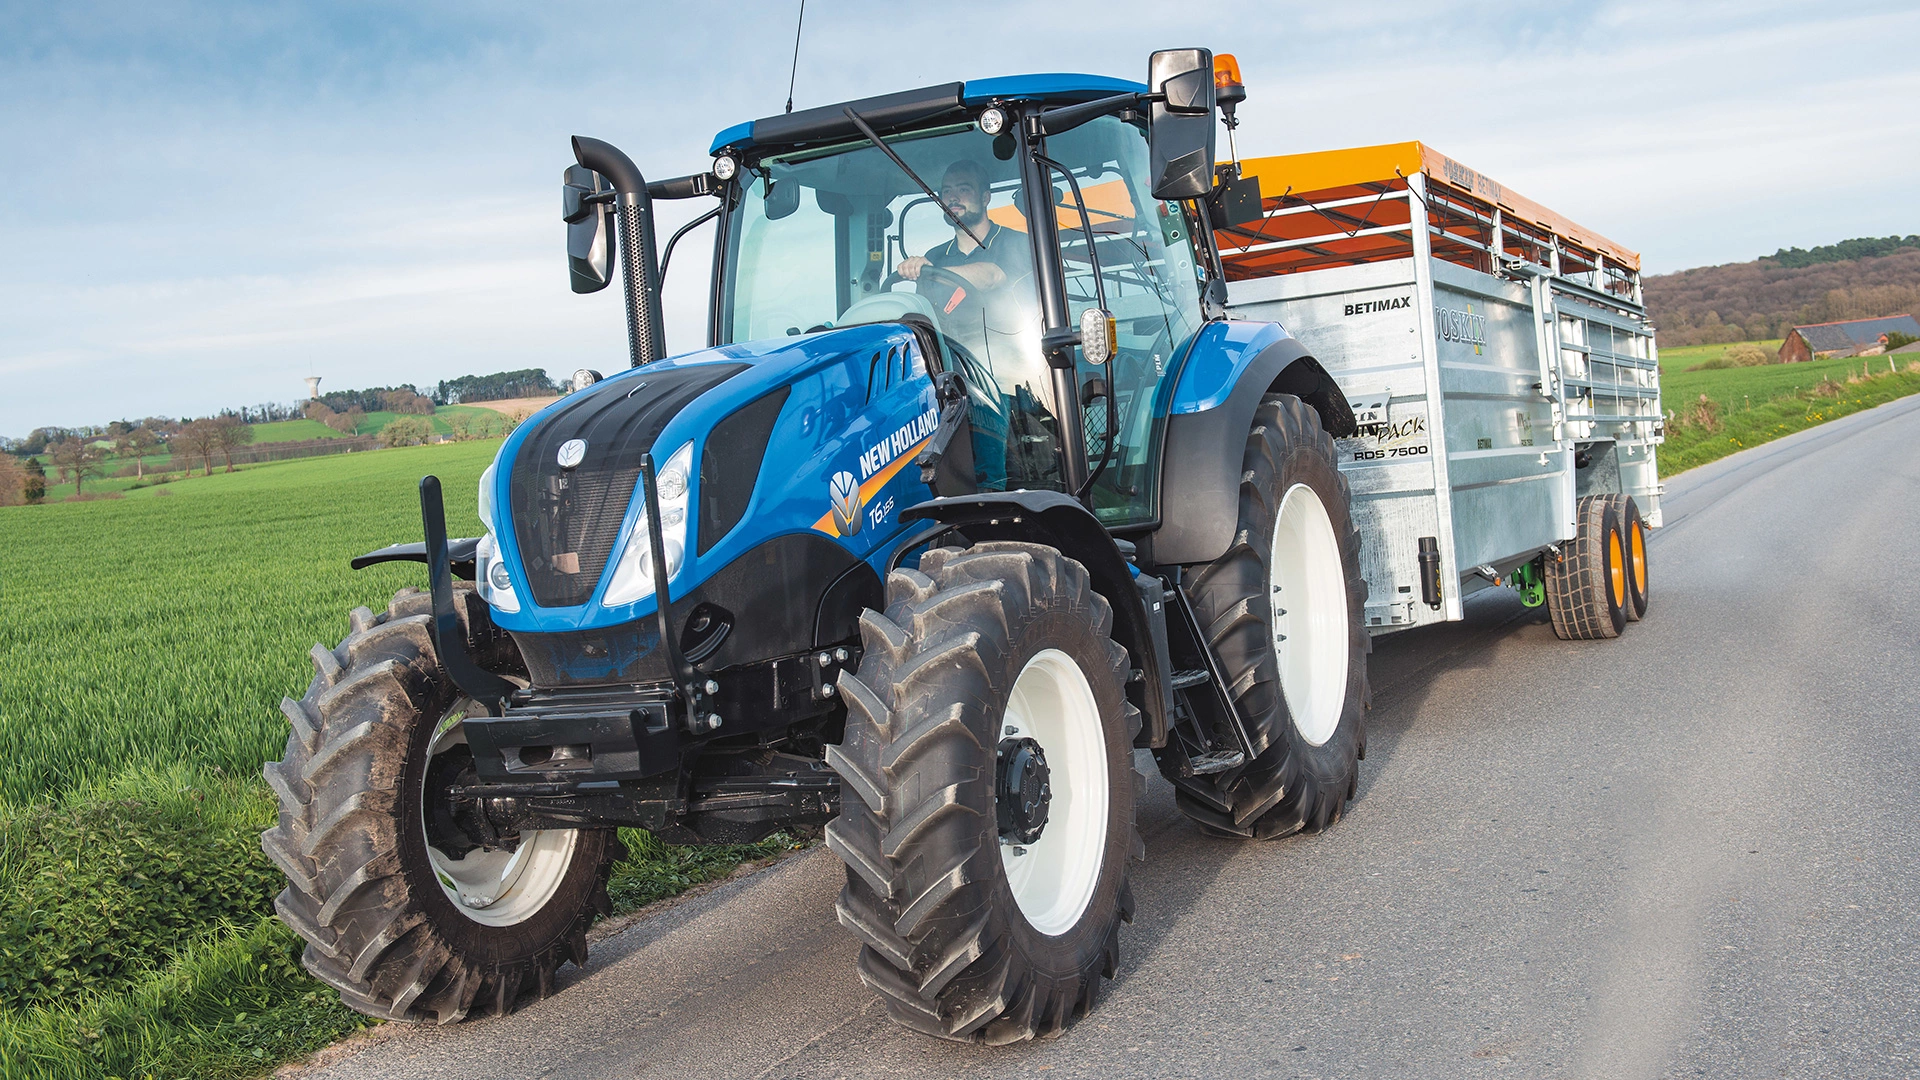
[1155,327,1355,565]
[899,490,1170,747]
[351,537,479,580]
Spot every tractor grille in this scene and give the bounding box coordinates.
[509,362,747,608]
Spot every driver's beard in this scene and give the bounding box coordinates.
[955,205,988,234]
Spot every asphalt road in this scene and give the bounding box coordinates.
[303,395,1920,1080]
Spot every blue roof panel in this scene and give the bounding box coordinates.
[961,73,1145,104]
[709,121,754,156]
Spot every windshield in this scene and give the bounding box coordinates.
[722,123,1063,490]
[718,113,1211,524]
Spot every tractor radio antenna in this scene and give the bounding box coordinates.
[783,0,806,114]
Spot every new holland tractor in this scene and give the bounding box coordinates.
[263,49,1371,1042]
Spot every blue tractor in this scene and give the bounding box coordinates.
[265,49,1369,1042]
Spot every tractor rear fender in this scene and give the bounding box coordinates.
[1155,327,1355,565]
[900,491,1170,748]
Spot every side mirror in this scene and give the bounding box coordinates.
[564,164,615,294]
[1147,48,1217,201]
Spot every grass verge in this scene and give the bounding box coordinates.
[1659,362,1920,474]
[0,442,796,1078]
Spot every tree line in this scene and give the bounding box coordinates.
[1764,235,1920,270]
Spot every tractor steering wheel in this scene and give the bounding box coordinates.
[882,264,976,317]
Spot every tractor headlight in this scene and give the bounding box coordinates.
[474,463,521,613]
[602,441,694,608]
[477,462,498,532]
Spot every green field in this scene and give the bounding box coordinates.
[33,406,522,501]
[0,443,783,1079]
[1653,339,1920,475]
[249,404,513,444]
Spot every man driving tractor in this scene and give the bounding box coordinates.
[897,159,1030,312]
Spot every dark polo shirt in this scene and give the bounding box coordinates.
[924,222,1031,312]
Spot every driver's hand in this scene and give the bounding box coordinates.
[898,256,930,281]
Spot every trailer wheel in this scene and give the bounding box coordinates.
[1546,495,1628,640]
[1620,496,1649,621]
[261,587,622,1023]
[826,542,1140,1043]
[1179,394,1370,840]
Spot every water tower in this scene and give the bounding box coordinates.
[304,376,322,400]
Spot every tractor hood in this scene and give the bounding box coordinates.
[484,322,940,642]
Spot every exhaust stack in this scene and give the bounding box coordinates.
[572,135,666,367]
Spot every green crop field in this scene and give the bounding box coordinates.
[0,443,784,1079]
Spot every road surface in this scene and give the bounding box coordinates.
[303,395,1920,1079]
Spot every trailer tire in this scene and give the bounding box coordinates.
[261,586,622,1024]
[826,542,1140,1043]
[1177,394,1371,840]
[1620,495,1649,621]
[1547,495,1628,640]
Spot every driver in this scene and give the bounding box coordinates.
[897,159,1030,306]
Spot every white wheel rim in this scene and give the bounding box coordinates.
[1271,483,1350,747]
[1000,649,1108,938]
[423,713,579,927]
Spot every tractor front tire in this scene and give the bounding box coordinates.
[1179,393,1371,839]
[826,542,1140,1043]
[261,587,622,1023]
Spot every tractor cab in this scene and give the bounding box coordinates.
[705,77,1214,525]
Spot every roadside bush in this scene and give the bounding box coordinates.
[1677,394,1721,433]
[379,415,434,447]
[1811,376,1844,398]
[1688,343,1774,371]
[0,784,282,1010]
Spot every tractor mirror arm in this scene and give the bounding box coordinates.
[1036,91,1144,137]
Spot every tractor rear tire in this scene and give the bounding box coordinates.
[826,542,1140,1043]
[1546,495,1628,640]
[1620,495,1649,621]
[1177,394,1371,840]
[261,586,623,1023]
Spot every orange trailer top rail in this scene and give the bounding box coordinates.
[1215,141,1640,293]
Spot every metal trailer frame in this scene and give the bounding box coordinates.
[1216,143,1663,635]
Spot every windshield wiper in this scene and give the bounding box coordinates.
[842,107,987,250]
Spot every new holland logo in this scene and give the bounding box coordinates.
[556,439,587,469]
[829,471,862,538]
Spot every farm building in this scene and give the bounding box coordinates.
[1780,314,1920,363]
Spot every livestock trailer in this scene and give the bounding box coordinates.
[1218,141,1663,631]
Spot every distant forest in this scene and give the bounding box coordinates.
[1764,235,1919,269]
[1644,243,1920,347]
[435,369,561,404]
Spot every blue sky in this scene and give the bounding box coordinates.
[3,0,1916,436]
